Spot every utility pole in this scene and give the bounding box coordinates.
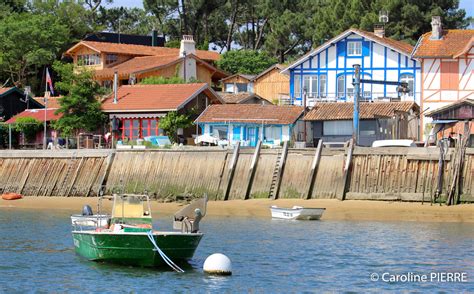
[303,88,307,144]
[352,64,361,145]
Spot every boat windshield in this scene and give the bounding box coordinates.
[111,195,152,225]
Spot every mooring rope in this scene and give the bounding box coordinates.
[146,230,184,273]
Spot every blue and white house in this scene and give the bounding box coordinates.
[195,104,306,147]
[281,28,421,106]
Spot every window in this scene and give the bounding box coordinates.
[106,54,118,65]
[264,126,281,142]
[212,126,228,140]
[347,41,362,56]
[121,118,161,140]
[347,88,354,99]
[440,61,458,90]
[323,121,352,136]
[319,75,327,98]
[400,74,414,96]
[225,83,235,93]
[303,76,318,98]
[337,75,345,98]
[236,83,248,93]
[77,54,101,66]
[294,75,301,98]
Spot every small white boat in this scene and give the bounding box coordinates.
[270,206,325,220]
[70,214,110,227]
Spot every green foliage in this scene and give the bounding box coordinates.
[13,117,42,142]
[165,40,181,48]
[159,111,193,143]
[51,61,106,137]
[0,13,69,87]
[217,50,277,74]
[140,76,186,85]
[96,7,156,35]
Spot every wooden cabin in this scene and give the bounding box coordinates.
[253,64,290,104]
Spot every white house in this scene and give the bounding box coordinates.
[412,16,474,136]
[281,28,421,106]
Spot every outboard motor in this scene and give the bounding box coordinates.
[82,205,94,216]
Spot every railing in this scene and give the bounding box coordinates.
[290,91,419,106]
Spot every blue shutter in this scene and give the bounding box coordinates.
[233,126,241,140]
[337,41,346,56]
[362,41,370,56]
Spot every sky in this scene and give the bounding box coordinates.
[108,0,473,18]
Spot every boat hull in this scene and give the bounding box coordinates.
[72,231,203,267]
[71,215,110,227]
[270,207,325,220]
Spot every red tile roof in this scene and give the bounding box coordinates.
[101,83,221,112]
[412,30,474,58]
[6,108,62,123]
[33,96,63,109]
[0,87,14,95]
[196,104,304,124]
[304,102,419,121]
[67,41,220,61]
[94,55,180,78]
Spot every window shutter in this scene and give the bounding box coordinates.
[337,41,346,56]
[362,41,370,56]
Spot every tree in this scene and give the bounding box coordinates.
[96,7,157,35]
[13,117,42,142]
[217,50,277,74]
[51,61,106,137]
[140,76,187,84]
[0,13,69,87]
[159,111,192,143]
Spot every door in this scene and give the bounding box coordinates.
[247,127,259,147]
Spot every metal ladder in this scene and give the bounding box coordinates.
[268,151,283,198]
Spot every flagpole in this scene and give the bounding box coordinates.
[43,72,48,150]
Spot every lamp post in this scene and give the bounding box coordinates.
[352,64,361,146]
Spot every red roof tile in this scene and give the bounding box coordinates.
[413,30,474,58]
[68,41,220,61]
[352,29,414,55]
[304,102,419,121]
[6,108,62,123]
[33,96,63,109]
[101,83,221,112]
[0,87,14,95]
[196,104,304,124]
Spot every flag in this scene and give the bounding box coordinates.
[46,68,54,96]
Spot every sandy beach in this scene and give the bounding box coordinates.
[1,197,473,222]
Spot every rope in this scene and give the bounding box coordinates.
[146,230,184,273]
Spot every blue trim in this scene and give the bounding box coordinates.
[325,48,328,68]
[292,67,420,71]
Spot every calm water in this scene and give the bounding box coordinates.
[0,209,472,293]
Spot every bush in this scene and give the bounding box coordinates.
[13,117,42,142]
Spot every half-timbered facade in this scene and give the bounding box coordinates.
[282,28,421,107]
[412,16,474,136]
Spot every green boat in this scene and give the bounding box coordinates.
[72,194,207,268]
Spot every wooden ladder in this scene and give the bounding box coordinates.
[268,151,283,199]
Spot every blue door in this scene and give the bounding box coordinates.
[247,127,259,147]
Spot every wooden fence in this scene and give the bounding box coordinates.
[1,147,473,203]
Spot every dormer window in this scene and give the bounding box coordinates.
[106,54,118,65]
[77,54,101,66]
[347,41,362,56]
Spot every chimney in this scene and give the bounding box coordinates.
[179,35,197,82]
[113,71,118,104]
[374,24,385,38]
[179,35,196,57]
[431,16,443,40]
[151,30,158,47]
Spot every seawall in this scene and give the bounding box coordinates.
[1,146,473,203]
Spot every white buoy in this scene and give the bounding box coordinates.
[203,253,232,275]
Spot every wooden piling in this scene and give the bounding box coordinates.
[305,139,323,199]
[340,139,354,201]
[244,141,262,200]
[224,142,240,201]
